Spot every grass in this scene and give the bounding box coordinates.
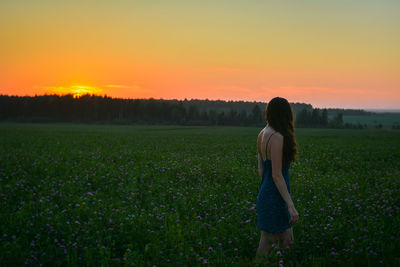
[0,123,399,266]
[330,113,400,127]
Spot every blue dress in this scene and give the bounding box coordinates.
[256,134,292,234]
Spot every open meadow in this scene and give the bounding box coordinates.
[341,113,400,128]
[0,123,399,266]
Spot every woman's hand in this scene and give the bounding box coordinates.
[288,205,299,225]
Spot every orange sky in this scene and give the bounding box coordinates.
[0,1,399,109]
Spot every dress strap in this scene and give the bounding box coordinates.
[265,131,276,156]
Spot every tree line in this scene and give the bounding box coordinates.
[0,94,370,128]
[294,107,367,129]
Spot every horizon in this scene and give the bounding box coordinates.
[2,92,400,112]
[1,1,399,109]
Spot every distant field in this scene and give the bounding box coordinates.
[333,113,400,127]
[0,123,399,266]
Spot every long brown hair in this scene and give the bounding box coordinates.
[265,97,297,163]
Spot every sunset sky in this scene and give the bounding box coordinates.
[0,0,399,109]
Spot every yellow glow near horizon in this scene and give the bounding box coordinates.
[43,85,103,98]
[70,86,102,98]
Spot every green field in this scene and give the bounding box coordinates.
[1,123,399,266]
[336,113,400,127]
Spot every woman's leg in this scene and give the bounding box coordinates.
[278,227,293,249]
[256,231,278,261]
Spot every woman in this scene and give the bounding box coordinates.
[255,97,299,260]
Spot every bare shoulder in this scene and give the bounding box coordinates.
[258,127,269,140]
[257,128,267,151]
[257,128,265,142]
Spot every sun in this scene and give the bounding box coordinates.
[44,84,103,97]
[70,85,97,98]
[69,85,101,98]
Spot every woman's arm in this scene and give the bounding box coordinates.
[270,134,294,207]
[270,133,299,225]
[257,152,263,179]
[256,131,264,180]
